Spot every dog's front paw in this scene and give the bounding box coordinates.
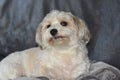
[14,77,49,80]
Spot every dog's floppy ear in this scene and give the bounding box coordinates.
[73,16,90,44]
[36,24,43,49]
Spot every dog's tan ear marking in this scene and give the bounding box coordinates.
[36,24,43,49]
[73,16,90,44]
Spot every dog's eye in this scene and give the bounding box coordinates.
[60,21,68,26]
[46,24,51,28]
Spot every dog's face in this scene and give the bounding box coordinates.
[36,10,90,49]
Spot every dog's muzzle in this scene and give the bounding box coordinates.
[50,29,64,40]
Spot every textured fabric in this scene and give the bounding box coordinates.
[0,0,120,72]
[76,62,120,80]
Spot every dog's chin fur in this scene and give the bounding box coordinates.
[0,10,91,80]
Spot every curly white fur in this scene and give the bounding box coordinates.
[0,10,91,80]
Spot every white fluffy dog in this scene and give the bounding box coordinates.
[0,10,91,80]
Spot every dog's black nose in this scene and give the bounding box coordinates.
[50,29,58,36]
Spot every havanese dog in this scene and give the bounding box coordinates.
[0,10,91,80]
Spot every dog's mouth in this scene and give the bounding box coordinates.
[53,36,64,39]
[48,35,70,46]
[50,35,67,41]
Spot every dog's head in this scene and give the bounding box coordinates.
[36,10,90,49]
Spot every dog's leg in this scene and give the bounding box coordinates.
[0,52,24,80]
